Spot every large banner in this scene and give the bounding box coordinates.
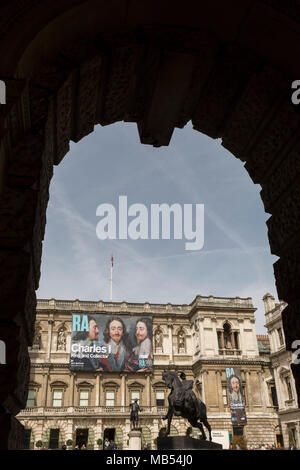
[69,314,153,372]
[225,367,247,425]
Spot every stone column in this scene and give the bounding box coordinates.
[273,367,284,409]
[290,372,298,404]
[121,374,126,407]
[43,369,49,407]
[199,317,205,355]
[66,419,73,446]
[245,371,253,412]
[201,370,207,403]
[146,374,151,407]
[95,373,100,406]
[281,423,289,449]
[168,322,173,363]
[215,370,223,411]
[47,319,54,361]
[238,320,245,354]
[95,419,103,449]
[70,372,75,406]
[257,371,267,412]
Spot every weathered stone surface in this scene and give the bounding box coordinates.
[274,245,300,303]
[0,413,24,450]
[55,72,75,164]
[222,66,285,157]
[192,45,258,139]
[6,134,44,188]
[0,322,30,414]
[99,45,142,126]
[281,302,300,350]
[244,101,300,184]
[267,184,300,256]
[0,250,31,308]
[0,186,38,249]
[73,55,103,141]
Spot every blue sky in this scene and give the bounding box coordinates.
[37,121,279,333]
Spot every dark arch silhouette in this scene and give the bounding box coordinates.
[0,0,300,448]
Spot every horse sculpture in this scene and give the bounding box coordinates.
[162,370,212,441]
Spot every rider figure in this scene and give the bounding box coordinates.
[129,398,142,429]
[179,371,202,418]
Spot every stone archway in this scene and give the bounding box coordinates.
[0,1,300,449]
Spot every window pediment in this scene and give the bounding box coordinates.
[76,381,94,389]
[128,381,144,389]
[153,381,167,389]
[102,380,120,390]
[50,380,68,390]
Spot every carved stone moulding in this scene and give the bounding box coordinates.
[222,66,286,157]
[192,44,259,140]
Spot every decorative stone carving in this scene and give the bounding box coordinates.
[74,55,102,141]
[154,328,163,352]
[222,66,285,157]
[192,45,258,139]
[57,326,66,351]
[177,329,186,353]
[32,323,42,349]
[55,72,75,164]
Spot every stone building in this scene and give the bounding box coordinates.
[264,293,300,449]
[18,295,280,449]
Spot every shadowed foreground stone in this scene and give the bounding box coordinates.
[157,436,222,450]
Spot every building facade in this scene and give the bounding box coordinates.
[264,293,300,449]
[18,295,282,449]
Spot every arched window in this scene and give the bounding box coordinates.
[223,322,232,349]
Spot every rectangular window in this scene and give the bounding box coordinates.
[52,389,63,407]
[49,429,60,449]
[131,390,140,404]
[79,390,89,407]
[277,328,284,346]
[222,387,227,405]
[26,389,36,407]
[105,390,115,407]
[271,386,278,408]
[156,391,165,407]
[233,426,244,437]
[285,377,293,400]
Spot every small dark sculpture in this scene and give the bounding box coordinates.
[162,370,212,441]
[129,399,142,429]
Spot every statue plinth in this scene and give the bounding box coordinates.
[128,430,142,450]
[157,436,222,450]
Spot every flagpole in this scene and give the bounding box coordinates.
[110,254,113,301]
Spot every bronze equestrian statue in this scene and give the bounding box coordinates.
[162,370,212,441]
[129,399,142,430]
